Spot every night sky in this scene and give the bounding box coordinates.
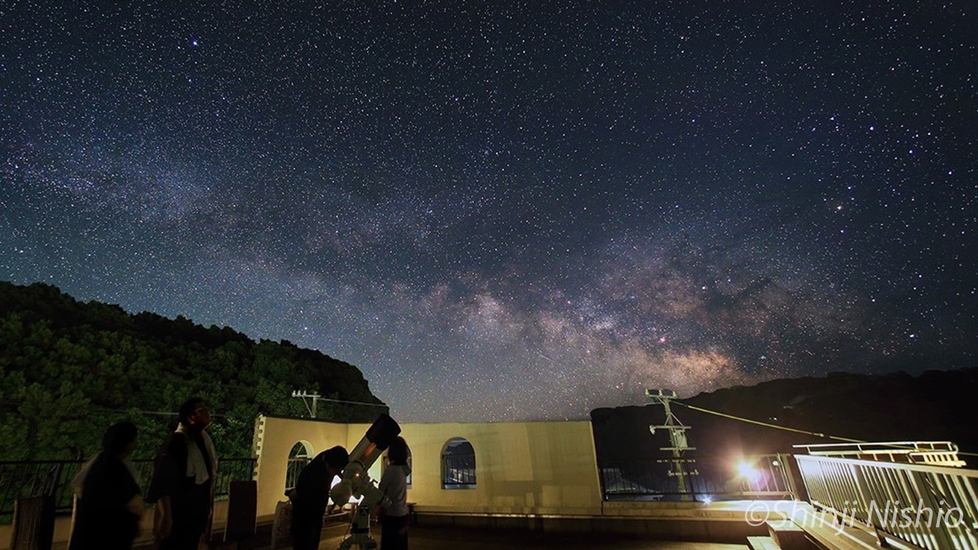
[2,1,976,422]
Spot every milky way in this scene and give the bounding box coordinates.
[2,1,976,421]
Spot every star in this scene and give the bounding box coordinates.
[0,0,975,421]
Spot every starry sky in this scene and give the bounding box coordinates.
[2,1,976,422]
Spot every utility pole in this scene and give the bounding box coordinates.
[291,390,321,418]
[646,388,698,500]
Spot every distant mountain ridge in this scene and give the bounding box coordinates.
[591,368,978,465]
[0,281,386,460]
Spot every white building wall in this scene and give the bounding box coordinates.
[253,415,351,518]
[253,416,603,519]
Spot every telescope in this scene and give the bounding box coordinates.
[329,413,401,549]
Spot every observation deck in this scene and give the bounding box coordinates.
[2,414,975,550]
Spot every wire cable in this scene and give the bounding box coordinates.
[672,400,978,458]
[673,400,864,443]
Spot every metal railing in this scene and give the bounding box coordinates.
[0,461,77,523]
[796,454,978,550]
[796,441,967,467]
[0,458,256,523]
[285,457,310,493]
[599,454,796,501]
[442,454,476,489]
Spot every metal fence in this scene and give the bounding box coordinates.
[443,453,477,489]
[0,457,256,523]
[796,454,978,550]
[599,454,796,501]
[285,457,310,493]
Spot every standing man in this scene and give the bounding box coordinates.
[290,446,349,550]
[149,397,218,550]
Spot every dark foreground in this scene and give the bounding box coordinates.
[128,517,747,550]
[317,522,746,550]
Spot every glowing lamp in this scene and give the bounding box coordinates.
[736,460,761,483]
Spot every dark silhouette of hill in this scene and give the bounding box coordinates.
[591,369,978,467]
[0,281,386,460]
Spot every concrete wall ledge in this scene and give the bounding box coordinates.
[415,511,767,543]
[602,500,781,520]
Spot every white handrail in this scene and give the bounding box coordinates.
[795,454,978,550]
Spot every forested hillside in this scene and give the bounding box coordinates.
[0,281,386,460]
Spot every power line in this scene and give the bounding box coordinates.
[672,400,978,458]
[90,407,226,419]
[290,391,388,418]
[89,396,388,420]
[674,400,864,443]
[315,397,387,407]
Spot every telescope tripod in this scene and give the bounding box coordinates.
[338,502,379,549]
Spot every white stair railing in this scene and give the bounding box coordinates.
[796,454,978,550]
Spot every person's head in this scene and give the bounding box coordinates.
[387,436,409,466]
[178,397,211,430]
[102,421,138,458]
[320,445,349,477]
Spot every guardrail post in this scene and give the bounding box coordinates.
[10,495,55,550]
[911,470,954,550]
[795,453,977,550]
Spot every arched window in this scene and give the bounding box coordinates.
[442,437,476,489]
[285,441,313,492]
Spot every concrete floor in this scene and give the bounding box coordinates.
[317,522,748,550]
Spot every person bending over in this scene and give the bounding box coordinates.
[290,446,350,550]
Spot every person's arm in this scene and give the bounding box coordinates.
[203,434,217,544]
[203,480,216,543]
[372,468,393,516]
[151,435,185,540]
[114,460,145,517]
[154,495,173,539]
[125,494,145,516]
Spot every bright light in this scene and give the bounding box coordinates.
[700,495,713,504]
[736,460,761,483]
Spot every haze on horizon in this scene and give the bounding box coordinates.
[1,1,976,421]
